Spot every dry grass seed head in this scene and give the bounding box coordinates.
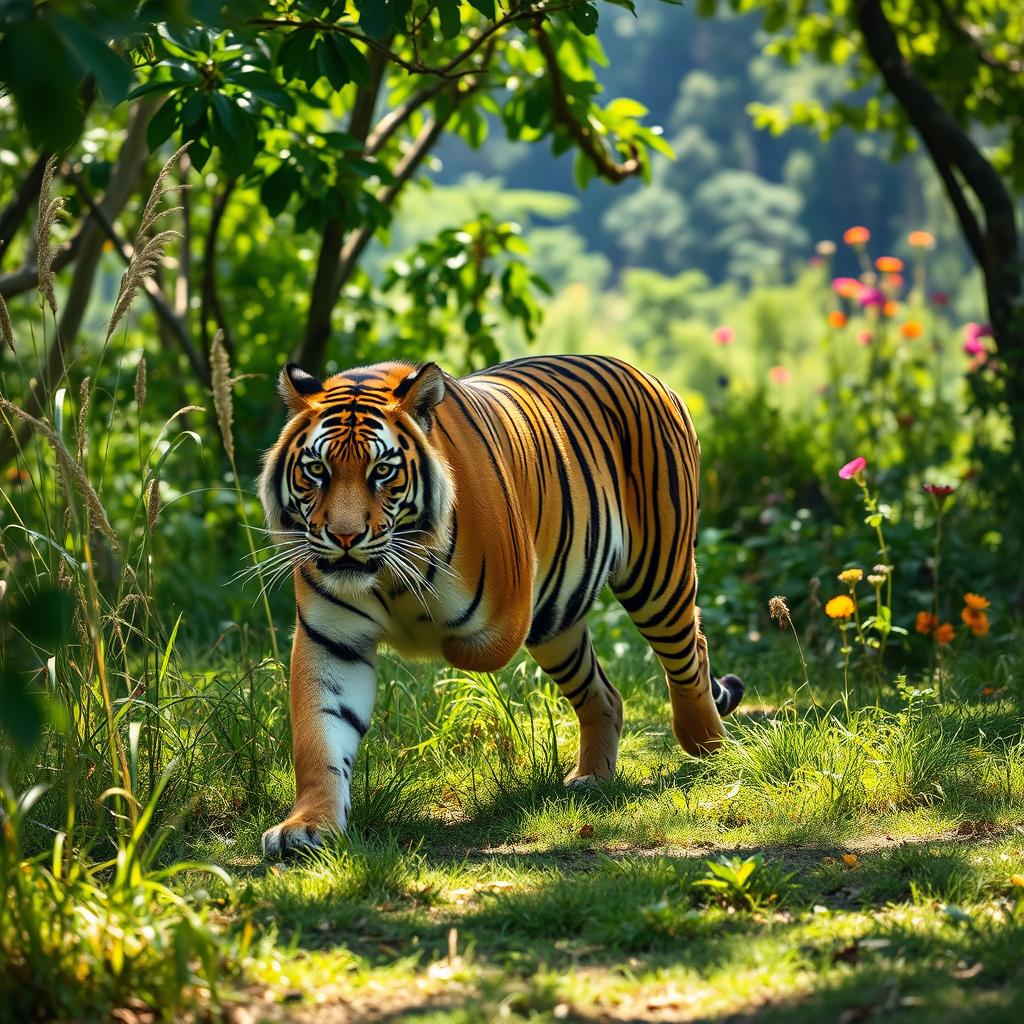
[769,596,792,630]
[146,476,161,531]
[76,376,91,463]
[210,329,234,463]
[107,230,180,340]
[134,357,147,408]
[36,155,65,315]
[0,294,14,353]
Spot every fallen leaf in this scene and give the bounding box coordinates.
[579,824,594,839]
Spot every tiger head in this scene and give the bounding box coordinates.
[259,361,454,591]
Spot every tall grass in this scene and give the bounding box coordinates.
[0,153,255,1019]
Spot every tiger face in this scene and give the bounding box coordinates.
[259,361,453,593]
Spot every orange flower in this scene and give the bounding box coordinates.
[883,300,899,318]
[900,320,924,339]
[875,256,903,273]
[825,595,855,619]
[844,226,870,246]
[884,273,904,289]
[827,310,847,329]
[964,593,990,610]
[935,623,955,644]
[842,853,859,867]
[908,230,935,249]
[961,607,990,636]
[915,611,937,635]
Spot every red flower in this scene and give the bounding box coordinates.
[839,457,867,480]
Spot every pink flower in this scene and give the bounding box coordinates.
[858,287,885,309]
[931,291,950,306]
[856,330,873,347]
[839,456,867,480]
[963,322,993,344]
[808,255,825,267]
[713,325,735,346]
[964,337,986,356]
[769,365,791,384]
[832,277,863,300]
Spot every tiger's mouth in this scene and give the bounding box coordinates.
[314,554,383,577]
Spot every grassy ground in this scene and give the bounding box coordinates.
[9,617,1021,1023]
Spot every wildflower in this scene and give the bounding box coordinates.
[1011,875,1024,888]
[883,273,904,290]
[842,853,859,867]
[843,226,870,246]
[983,686,994,697]
[838,568,863,585]
[838,456,866,480]
[935,623,955,644]
[867,574,885,587]
[963,337,986,357]
[827,310,847,329]
[832,277,863,300]
[856,330,873,347]
[931,291,950,306]
[923,482,955,511]
[961,608,990,637]
[963,322,993,344]
[872,564,891,575]
[713,325,735,346]
[769,365,791,384]
[816,240,837,256]
[825,595,855,619]
[899,320,924,339]
[964,593,990,610]
[875,256,904,273]
[859,287,885,308]
[883,301,899,318]
[908,230,935,248]
[916,611,937,635]
[769,596,792,630]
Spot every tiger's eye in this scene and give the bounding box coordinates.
[306,460,326,477]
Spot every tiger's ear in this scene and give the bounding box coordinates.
[278,363,323,414]
[393,362,446,432]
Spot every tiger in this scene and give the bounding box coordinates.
[258,354,744,856]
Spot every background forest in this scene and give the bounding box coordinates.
[1,1,1023,1021]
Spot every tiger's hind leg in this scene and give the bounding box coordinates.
[614,556,741,757]
[528,620,623,784]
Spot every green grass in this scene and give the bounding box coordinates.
[6,633,1024,1023]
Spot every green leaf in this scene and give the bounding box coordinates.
[437,0,461,39]
[260,164,298,217]
[53,15,135,103]
[318,36,353,90]
[467,0,496,19]
[147,98,180,151]
[277,29,312,82]
[357,0,412,39]
[569,3,600,35]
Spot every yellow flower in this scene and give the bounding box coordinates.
[964,593,990,610]
[842,853,859,867]
[1011,875,1024,888]
[838,568,863,585]
[825,595,855,619]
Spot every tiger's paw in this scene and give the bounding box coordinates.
[261,816,334,859]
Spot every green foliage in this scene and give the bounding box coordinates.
[693,853,798,911]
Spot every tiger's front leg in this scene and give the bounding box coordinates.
[262,609,378,858]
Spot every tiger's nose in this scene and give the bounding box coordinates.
[330,531,361,550]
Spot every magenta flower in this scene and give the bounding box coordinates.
[924,483,955,511]
[858,287,885,309]
[713,325,735,346]
[963,322,993,344]
[839,456,867,480]
[964,337,986,356]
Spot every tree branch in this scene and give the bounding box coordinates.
[932,0,1023,75]
[0,153,50,267]
[200,176,237,360]
[532,26,642,184]
[298,47,390,370]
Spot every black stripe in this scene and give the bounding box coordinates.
[298,609,373,666]
[321,702,369,736]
